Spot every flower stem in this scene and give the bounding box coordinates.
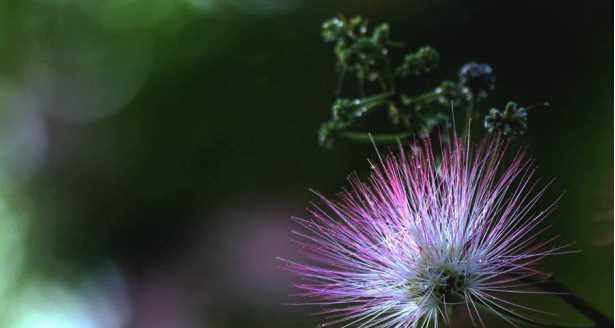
[462,99,474,139]
[522,275,613,328]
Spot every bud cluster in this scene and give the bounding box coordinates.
[318,16,535,149]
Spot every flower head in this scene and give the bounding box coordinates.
[281,137,561,327]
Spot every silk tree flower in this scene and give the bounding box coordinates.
[280,137,564,328]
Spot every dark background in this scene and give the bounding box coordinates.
[0,0,611,326]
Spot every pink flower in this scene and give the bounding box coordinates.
[280,137,563,327]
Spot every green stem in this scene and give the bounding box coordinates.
[402,91,440,107]
[336,92,395,125]
[339,131,414,143]
[335,67,346,97]
[357,73,366,97]
[383,55,396,94]
[360,91,395,103]
[378,78,388,92]
[349,92,395,116]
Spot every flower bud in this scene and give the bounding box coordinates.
[458,62,495,99]
[484,101,528,136]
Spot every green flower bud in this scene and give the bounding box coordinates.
[484,101,528,136]
[434,81,471,107]
[397,46,440,77]
[322,17,347,43]
[372,23,390,45]
[318,120,342,149]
